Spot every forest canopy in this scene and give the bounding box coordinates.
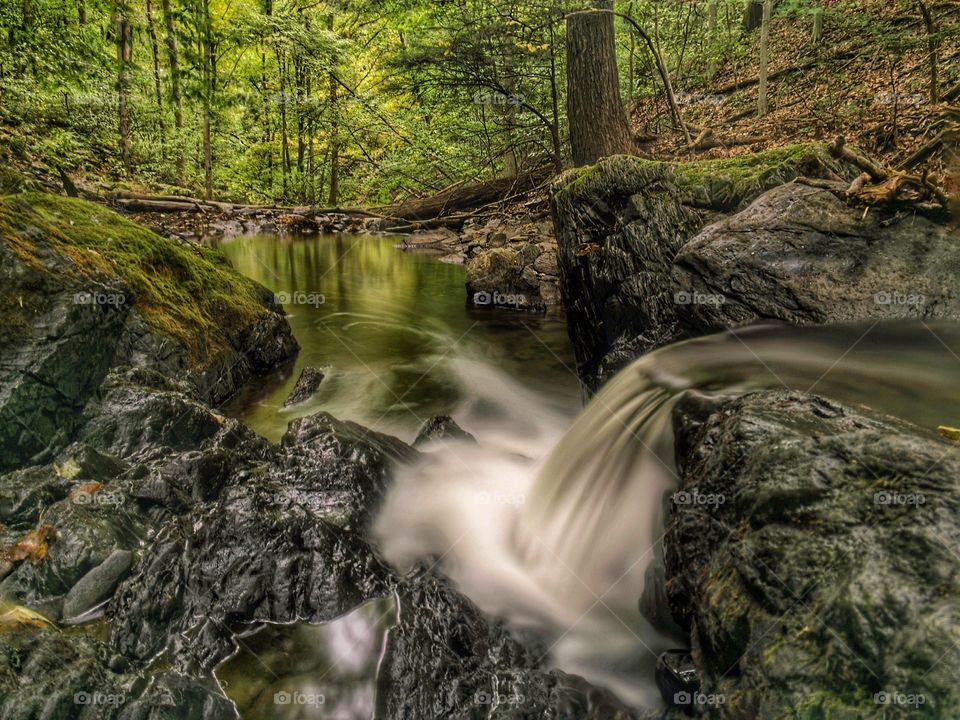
[0,0,956,206]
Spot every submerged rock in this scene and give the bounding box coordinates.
[282,366,325,406]
[412,415,477,447]
[667,391,960,718]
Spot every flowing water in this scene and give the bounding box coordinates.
[214,233,960,712]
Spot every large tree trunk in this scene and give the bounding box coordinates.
[744,0,780,31]
[566,1,633,167]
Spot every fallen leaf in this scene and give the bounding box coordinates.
[1,525,55,564]
[939,426,960,442]
[68,482,103,500]
[0,600,57,631]
[54,457,82,479]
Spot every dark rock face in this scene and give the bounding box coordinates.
[0,242,131,471]
[282,366,325,406]
[667,391,960,718]
[375,572,636,720]
[413,415,477,447]
[551,150,960,388]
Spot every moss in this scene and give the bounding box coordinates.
[558,143,829,195]
[0,192,272,364]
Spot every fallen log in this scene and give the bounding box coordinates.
[382,167,553,221]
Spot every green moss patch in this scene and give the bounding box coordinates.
[0,192,273,364]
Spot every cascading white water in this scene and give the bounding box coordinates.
[374,321,960,709]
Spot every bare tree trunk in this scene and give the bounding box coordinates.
[145,0,164,133]
[811,5,823,45]
[566,1,633,167]
[160,0,183,176]
[114,1,133,174]
[327,13,340,205]
[707,0,718,78]
[202,0,214,199]
[548,16,563,172]
[916,0,939,103]
[757,0,772,117]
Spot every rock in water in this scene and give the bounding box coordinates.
[667,391,960,717]
[283,366,325,406]
[412,415,477,447]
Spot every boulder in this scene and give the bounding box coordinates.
[666,391,960,718]
[466,247,545,312]
[412,415,477,447]
[551,149,960,388]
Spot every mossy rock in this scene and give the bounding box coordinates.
[0,192,283,366]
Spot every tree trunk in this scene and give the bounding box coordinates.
[707,0,718,78]
[160,0,183,176]
[566,1,633,167]
[202,0,214,199]
[916,0,938,103]
[114,1,133,174]
[327,13,340,205]
[744,0,780,31]
[757,0,772,117]
[811,5,823,45]
[145,0,164,130]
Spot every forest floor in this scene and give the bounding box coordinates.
[631,0,959,176]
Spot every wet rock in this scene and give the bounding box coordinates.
[375,572,637,719]
[666,391,960,718]
[282,366,325,407]
[412,415,477,447]
[62,549,134,622]
[552,150,960,388]
[466,247,545,312]
[0,626,237,720]
[655,650,700,711]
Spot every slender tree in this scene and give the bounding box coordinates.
[758,0,772,116]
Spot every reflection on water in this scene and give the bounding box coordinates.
[210,234,580,441]
[215,597,398,720]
